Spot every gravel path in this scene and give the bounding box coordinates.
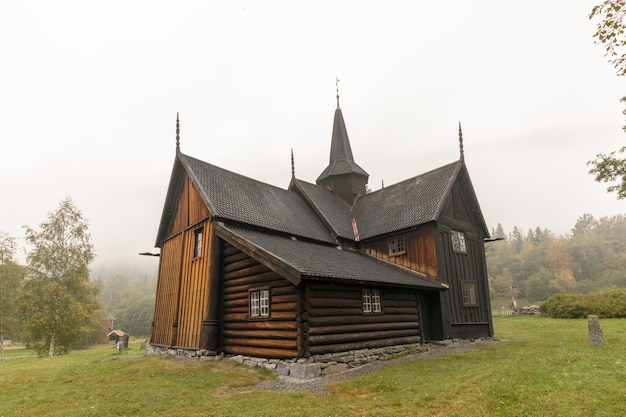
[230,338,499,396]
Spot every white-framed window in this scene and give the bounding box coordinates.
[193,227,203,258]
[451,230,467,253]
[250,289,270,317]
[362,289,382,313]
[388,236,405,255]
[461,281,477,306]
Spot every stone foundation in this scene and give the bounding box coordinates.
[146,340,486,379]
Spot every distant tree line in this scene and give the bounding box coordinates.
[488,214,626,306]
[0,197,156,359]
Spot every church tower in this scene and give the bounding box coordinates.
[316,84,369,206]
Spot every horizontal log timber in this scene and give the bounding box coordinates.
[223,311,297,322]
[222,329,295,340]
[223,279,293,296]
[308,335,421,355]
[271,302,298,312]
[223,337,297,350]
[222,257,261,274]
[309,321,420,336]
[222,245,239,257]
[378,306,419,315]
[308,314,418,327]
[381,291,420,302]
[223,264,270,280]
[308,328,419,346]
[223,271,280,287]
[308,298,361,309]
[223,345,297,359]
[308,307,363,317]
[307,289,362,299]
[223,320,297,331]
[223,250,248,264]
[307,282,367,292]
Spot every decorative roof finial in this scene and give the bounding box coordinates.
[381,179,385,189]
[291,148,295,177]
[176,112,180,151]
[336,77,340,109]
[458,121,464,160]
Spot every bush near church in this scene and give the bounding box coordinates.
[540,288,626,318]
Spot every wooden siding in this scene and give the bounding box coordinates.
[170,174,210,239]
[221,243,301,358]
[439,228,489,325]
[361,225,438,278]
[304,281,421,355]
[151,173,213,348]
[150,232,182,346]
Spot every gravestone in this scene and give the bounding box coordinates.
[588,315,604,346]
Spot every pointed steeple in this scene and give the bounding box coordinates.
[458,121,464,160]
[176,112,180,152]
[316,84,369,205]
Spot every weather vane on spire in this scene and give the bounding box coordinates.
[336,77,340,109]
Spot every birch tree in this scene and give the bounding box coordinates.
[17,197,99,356]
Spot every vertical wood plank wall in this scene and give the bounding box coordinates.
[305,281,421,355]
[151,232,183,346]
[361,225,438,279]
[151,173,212,348]
[439,229,488,325]
[221,243,300,358]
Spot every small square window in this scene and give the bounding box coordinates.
[388,236,405,255]
[451,231,467,253]
[362,289,382,313]
[461,281,477,306]
[193,228,203,258]
[250,289,270,318]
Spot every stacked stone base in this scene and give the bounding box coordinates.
[146,343,428,379]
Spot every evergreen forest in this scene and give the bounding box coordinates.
[487,213,626,307]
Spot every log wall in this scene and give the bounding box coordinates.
[221,243,301,358]
[304,281,421,355]
[361,225,438,278]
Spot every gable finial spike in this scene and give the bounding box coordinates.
[381,179,385,189]
[458,121,464,160]
[176,112,180,151]
[335,77,340,109]
[291,148,295,177]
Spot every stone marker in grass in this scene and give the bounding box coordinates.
[588,315,604,347]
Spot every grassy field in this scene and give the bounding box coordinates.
[1,317,625,416]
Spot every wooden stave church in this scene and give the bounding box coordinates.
[149,98,493,359]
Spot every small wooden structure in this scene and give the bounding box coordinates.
[150,100,493,358]
[107,330,128,348]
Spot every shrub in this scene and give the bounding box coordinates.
[541,288,626,318]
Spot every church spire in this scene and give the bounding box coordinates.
[458,121,464,160]
[176,112,180,152]
[316,83,369,205]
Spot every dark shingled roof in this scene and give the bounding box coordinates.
[352,161,460,239]
[294,179,356,240]
[178,153,336,244]
[220,225,444,289]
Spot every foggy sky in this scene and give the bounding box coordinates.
[1,1,624,275]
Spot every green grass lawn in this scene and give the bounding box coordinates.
[1,317,625,416]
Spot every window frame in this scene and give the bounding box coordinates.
[362,288,382,314]
[193,227,203,258]
[387,236,406,256]
[461,281,478,307]
[451,230,467,254]
[249,287,270,319]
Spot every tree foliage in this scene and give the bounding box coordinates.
[16,197,100,356]
[0,232,24,363]
[590,1,626,76]
[487,214,626,305]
